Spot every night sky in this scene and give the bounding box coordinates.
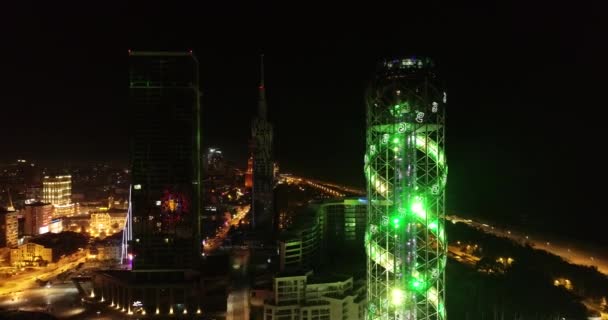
[2,2,606,243]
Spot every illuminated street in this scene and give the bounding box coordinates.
[448,215,608,275]
[0,252,87,296]
[204,205,250,254]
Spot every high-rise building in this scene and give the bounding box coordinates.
[365,57,447,319]
[0,207,18,248]
[251,54,274,231]
[312,198,367,260]
[22,202,53,235]
[43,175,75,217]
[277,197,367,272]
[278,211,320,272]
[93,51,204,317]
[128,50,202,270]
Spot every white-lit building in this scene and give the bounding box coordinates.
[10,242,52,266]
[43,175,75,217]
[89,209,127,237]
[263,271,365,320]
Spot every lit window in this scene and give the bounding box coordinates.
[134,184,141,190]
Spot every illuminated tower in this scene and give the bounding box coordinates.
[251,54,274,230]
[365,57,447,320]
[245,155,253,189]
[128,51,202,269]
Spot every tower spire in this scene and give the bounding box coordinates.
[260,54,265,89]
[258,54,267,119]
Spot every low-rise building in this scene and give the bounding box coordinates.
[10,242,52,266]
[90,209,127,237]
[89,242,121,261]
[263,271,365,320]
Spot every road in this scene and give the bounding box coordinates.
[204,205,250,254]
[0,252,87,296]
[279,174,365,197]
[448,215,608,275]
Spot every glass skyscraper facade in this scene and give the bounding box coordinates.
[128,51,202,270]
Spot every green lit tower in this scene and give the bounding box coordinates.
[365,57,447,320]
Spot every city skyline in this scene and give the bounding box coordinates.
[0,3,607,319]
[2,4,606,244]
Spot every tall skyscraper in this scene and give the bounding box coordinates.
[128,51,202,269]
[251,54,274,231]
[43,175,74,217]
[365,57,447,319]
[93,51,204,316]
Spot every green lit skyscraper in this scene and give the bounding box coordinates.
[365,57,447,320]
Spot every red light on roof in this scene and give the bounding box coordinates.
[259,85,265,89]
[188,49,193,54]
[128,49,132,55]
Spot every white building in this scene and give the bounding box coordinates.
[263,271,365,320]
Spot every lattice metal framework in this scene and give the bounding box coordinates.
[365,57,447,320]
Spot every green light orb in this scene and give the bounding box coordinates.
[410,200,426,219]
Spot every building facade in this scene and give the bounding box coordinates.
[278,213,320,272]
[90,209,127,238]
[312,198,367,259]
[22,202,53,236]
[92,50,204,317]
[43,175,75,217]
[128,51,202,269]
[10,242,52,266]
[0,208,18,248]
[89,244,121,261]
[278,198,367,272]
[263,271,366,320]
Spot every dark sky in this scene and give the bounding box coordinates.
[2,2,606,242]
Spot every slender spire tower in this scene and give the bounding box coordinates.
[251,54,274,232]
[259,54,267,119]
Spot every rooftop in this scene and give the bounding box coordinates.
[307,273,352,285]
[128,50,194,57]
